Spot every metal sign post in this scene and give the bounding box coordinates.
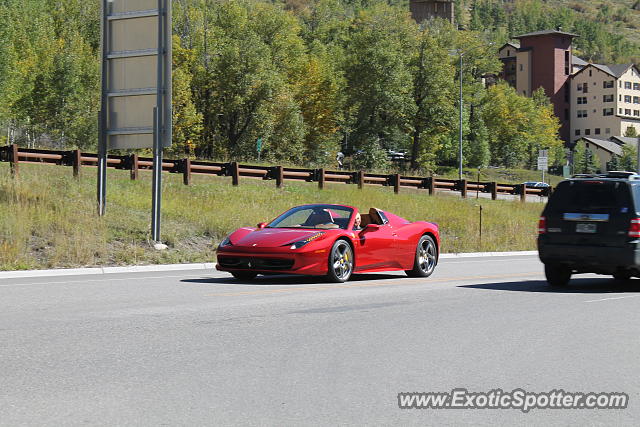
[538,149,548,183]
[99,0,172,242]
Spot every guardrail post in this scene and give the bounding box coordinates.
[317,168,325,189]
[275,165,284,188]
[10,144,19,177]
[460,179,467,198]
[130,154,139,180]
[520,183,527,203]
[183,158,191,185]
[230,161,240,186]
[490,182,497,200]
[72,149,82,177]
[358,170,365,189]
[394,174,401,194]
[426,177,435,195]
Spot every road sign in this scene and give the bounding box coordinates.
[100,0,171,150]
[256,138,263,153]
[98,0,172,243]
[537,157,548,171]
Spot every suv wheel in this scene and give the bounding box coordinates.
[613,271,632,281]
[544,264,571,287]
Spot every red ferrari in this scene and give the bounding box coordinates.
[216,204,440,282]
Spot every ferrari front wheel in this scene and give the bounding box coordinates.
[406,235,437,278]
[327,239,353,283]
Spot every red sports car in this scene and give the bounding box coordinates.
[216,204,440,282]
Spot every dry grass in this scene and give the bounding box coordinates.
[0,162,544,271]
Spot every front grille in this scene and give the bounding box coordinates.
[218,256,294,270]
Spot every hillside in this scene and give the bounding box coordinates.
[462,0,640,63]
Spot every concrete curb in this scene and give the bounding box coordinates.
[0,252,538,280]
[440,251,537,259]
[0,263,216,280]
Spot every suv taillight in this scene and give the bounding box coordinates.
[538,216,546,234]
[629,218,640,238]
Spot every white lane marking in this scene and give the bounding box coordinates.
[442,258,537,264]
[0,274,221,288]
[585,294,640,303]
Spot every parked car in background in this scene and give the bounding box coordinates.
[524,181,550,188]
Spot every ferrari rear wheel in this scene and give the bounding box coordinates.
[406,235,437,278]
[327,240,353,283]
[231,271,257,280]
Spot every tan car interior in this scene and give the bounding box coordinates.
[358,208,385,228]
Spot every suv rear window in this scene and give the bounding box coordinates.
[547,180,632,213]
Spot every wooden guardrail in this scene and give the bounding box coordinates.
[0,144,552,201]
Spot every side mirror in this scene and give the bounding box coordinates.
[257,222,267,229]
[364,224,380,231]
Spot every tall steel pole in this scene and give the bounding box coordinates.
[459,53,464,181]
[97,0,109,216]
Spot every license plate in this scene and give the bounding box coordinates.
[576,223,597,233]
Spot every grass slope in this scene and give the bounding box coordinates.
[0,163,543,271]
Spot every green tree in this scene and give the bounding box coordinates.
[344,3,416,168]
[625,126,638,138]
[409,20,456,172]
[467,105,490,168]
[619,144,638,172]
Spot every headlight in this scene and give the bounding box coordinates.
[289,232,325,249]
[218,236,232,248]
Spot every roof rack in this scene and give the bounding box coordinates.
[571,171,640,180]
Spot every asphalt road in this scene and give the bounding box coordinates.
[1,255,639,426]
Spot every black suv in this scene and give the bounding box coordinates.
[538,171,640,286]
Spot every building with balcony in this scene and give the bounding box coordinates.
[570,63,640,143]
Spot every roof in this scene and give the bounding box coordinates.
[610,136,639,147]
[514,29,579,39]
[499,41,520,51]
[579,137,623,156]
[572,56,587,67]
[572,62,636,79]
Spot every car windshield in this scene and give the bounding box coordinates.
[268,205,354,230]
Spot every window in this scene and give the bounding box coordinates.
[625,95,632,103]
[626,109,632,115]
[565,51,570,75]
[595,128,601,135]
[620,94,623,101]
[635,110,640,117]
[585,129,591,135]
[604,80,614,88]
[603,94,614,102]
[507,50,510,56]
[606,128,611,134]
[575,129,581,136]
[626,81,632,89]
[577,97,587,104]
[578,110,588,118]
[634,96,640,104]
[620,108,623,114]
[577,83,583,91]
[583,84,588,93]
[603,108,614,116]
[520,64,523,71]
[635,83,640,90]
[589,70,593,77]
